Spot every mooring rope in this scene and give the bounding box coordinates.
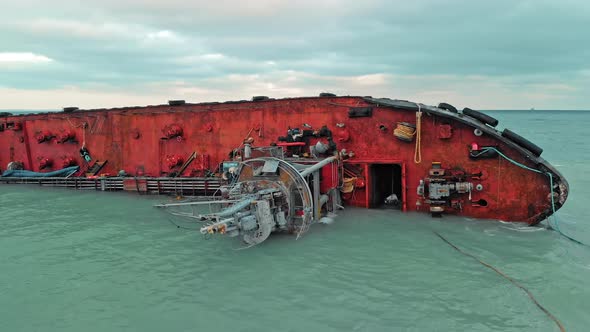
[66,118,88,147]
[393,123,416,141]
[433,231,566,332]
[165,215,200,231]
[414,103,422,164]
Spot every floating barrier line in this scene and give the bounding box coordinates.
[433,231,566,332]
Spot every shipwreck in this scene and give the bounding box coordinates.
[0,95,568,245]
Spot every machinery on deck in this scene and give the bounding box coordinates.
[155,156,340,247]
[417,162,476,216]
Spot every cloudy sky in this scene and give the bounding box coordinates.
[1,0,588,109]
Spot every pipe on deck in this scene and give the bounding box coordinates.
[299,156,338,178]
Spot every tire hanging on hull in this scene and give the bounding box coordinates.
[438,102,458,113]
[502,129,543,157]
[462,108,499,127]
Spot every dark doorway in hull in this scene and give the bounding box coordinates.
[370,164,402,209]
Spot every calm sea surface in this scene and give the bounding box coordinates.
[1,111,589,331]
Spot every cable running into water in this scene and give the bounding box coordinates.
[433,231,566,332]
[473,147,587,246]
[166,215,200,230]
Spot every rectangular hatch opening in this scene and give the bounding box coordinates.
[370,163,402,209]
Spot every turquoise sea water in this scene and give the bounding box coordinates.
[1,111,589,331]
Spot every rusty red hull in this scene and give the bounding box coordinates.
[0,96,568,224]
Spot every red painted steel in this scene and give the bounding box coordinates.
[0,96,565,223]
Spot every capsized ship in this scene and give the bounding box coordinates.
[0,95,568,245]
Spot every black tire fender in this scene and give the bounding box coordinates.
[319,92,336,97]
[63,107,79,113]
[462,108,499,127]
[438,102,458,113]
[502,129,543,157]
[168,100,185,106]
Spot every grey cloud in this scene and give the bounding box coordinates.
[0,0,589,108]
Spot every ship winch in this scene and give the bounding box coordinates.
[418,162,475,216]
[155,155,341,247]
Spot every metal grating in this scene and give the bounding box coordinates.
[0,176,222,195]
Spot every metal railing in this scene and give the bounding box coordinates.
[0,176,222,195]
